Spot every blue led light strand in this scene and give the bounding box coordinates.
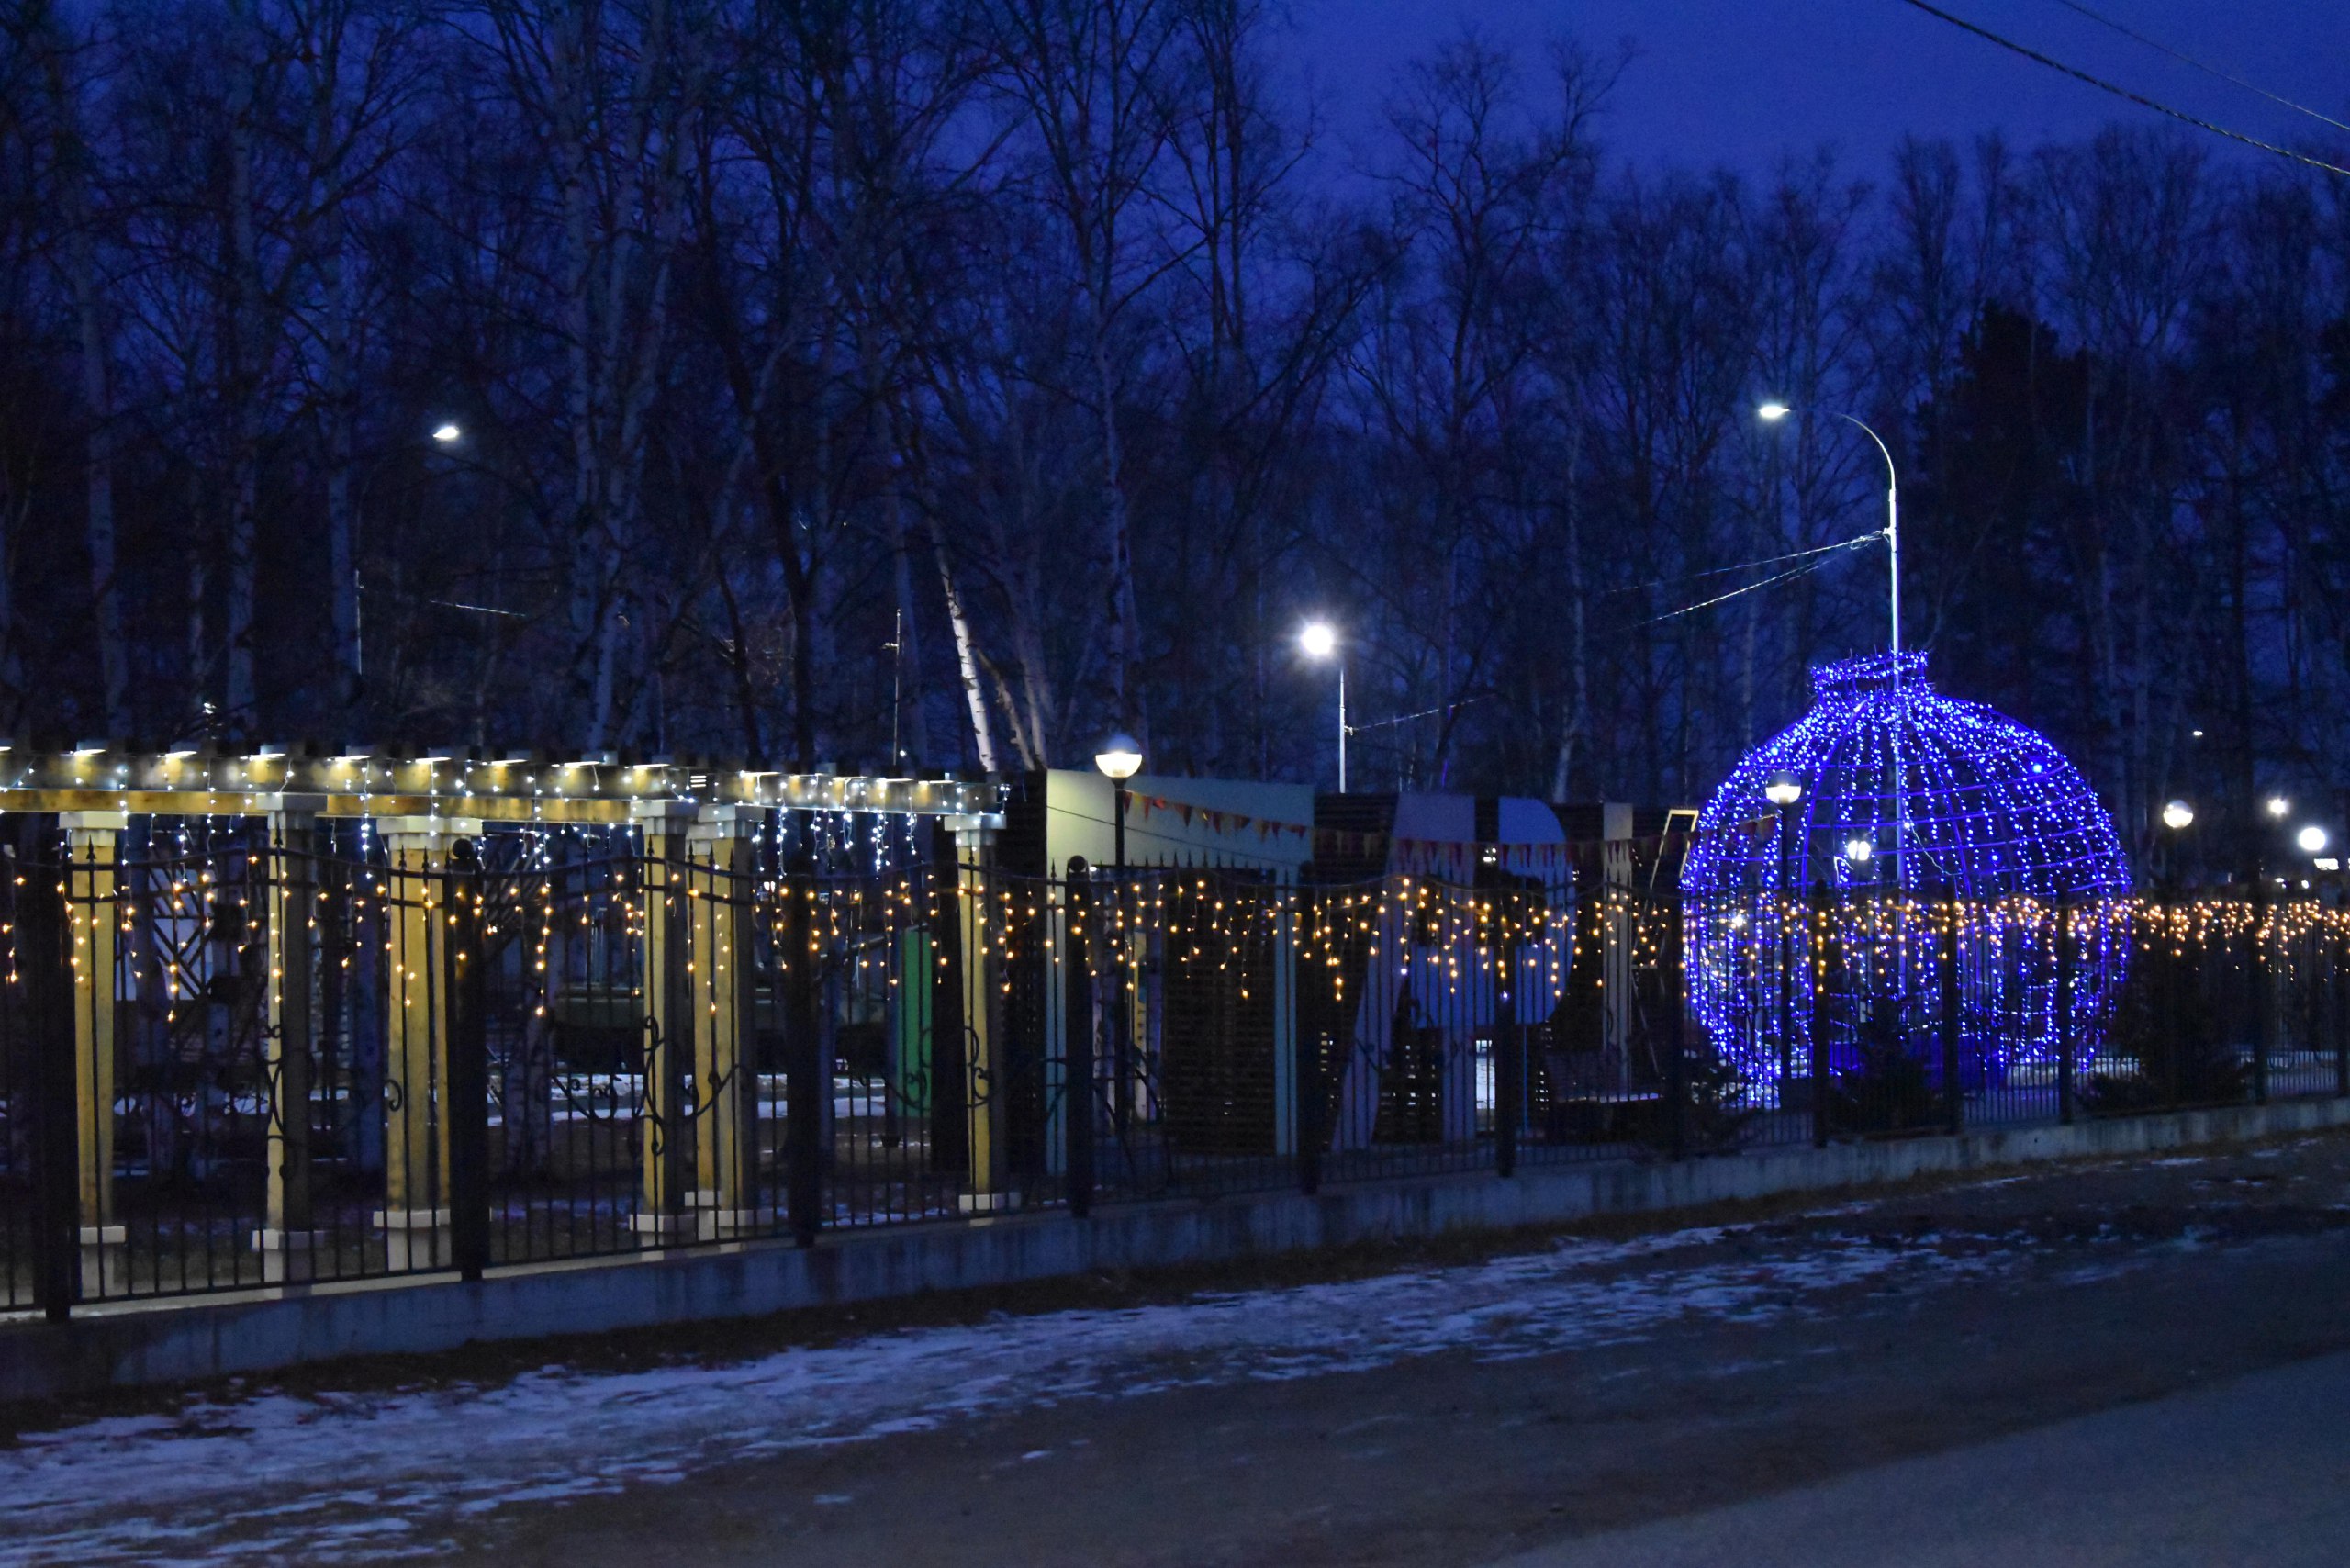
[1681,653,2132,1096]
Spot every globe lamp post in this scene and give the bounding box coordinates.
[1094,732,1143,1140]
[1763,770,1806,1091]
[1093,732,1143,879]
[1299,621,1345,792]
[2159,799,2194,895]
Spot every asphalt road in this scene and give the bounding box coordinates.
[12,1132,2350,1565]
[1505,1349,2350,1568]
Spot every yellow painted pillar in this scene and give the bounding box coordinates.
[631,801,697,1243]
[952,813,1013,1214]
[1272,881,1299,1157]
[375,815,478,1271]
[62,811,127,1296]
[688,806,763,1239]
[255,794,327,1282]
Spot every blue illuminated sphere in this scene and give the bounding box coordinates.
[1681,653,2131,1090]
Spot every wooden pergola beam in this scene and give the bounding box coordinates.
[0,748,1003,823]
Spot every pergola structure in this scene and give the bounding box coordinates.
[6,745,1009,1294]
[0,743,1001,823]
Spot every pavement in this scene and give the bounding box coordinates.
[1503,1349,2350,1568]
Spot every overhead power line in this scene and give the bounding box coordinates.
[1612,531,1886,597]
[2050,0,2350,138]
[1896,0,2350,180]
[1638,533,1882,629]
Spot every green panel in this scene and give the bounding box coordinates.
[898,929,934,1114]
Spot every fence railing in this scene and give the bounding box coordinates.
[2,814,2344,1316]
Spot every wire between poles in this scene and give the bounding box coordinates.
[1613,530,1889,595]
[1897,0,2350,180]
[2050,0,2350,137]
[1638,533,1883,628]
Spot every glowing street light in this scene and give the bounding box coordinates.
[2298,824,2329,856]
[1757,401,1792,422]
[431,422,463,443]
[1298,621,1348,792]
[2266,795,2293,820]
[1093,732,1142,782]
[1843,836,1874,865]
[2161,800,2195,831]
[1094,730,1142,880]
[1762,769,1807,1088]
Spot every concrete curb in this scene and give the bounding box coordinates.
[6,1098,2348,1405]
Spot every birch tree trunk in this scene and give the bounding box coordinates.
[926,509,1000,775]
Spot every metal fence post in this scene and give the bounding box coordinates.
[785,845,823,1247]
[2054,890,2076,1126]
[1495,934,1521,1178]
[1297,889,1324,1197]
[927,823,968,1178]
[2334,927,2348,1099]
[445,841,491,1282]
[1504,945,1522,1175]
[1063,859,1095,1218]
[1940,885,1963,1136]
[21,821,77,1319]
[1809,880,1832,1149]
[2252,878,2272,1105]
[1664,896,1688,1161]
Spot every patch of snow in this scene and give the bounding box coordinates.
[2,1224,2017,1566]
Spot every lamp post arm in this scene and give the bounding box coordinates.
[1830,412,1899,664]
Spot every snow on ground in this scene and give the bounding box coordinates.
[1,1222,2031,1565]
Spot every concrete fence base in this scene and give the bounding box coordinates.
[6,1097,2348,1406]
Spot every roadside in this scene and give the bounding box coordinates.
[1500,1348,2350,1567]
[6,1130,2350,1565]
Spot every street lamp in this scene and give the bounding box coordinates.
[1843,836,1874,866]
[1761,400,1906,887]
[1299,621,1346,792]
[2162,800,2195,831]
[431,421,463,443]
[2266,795,2293,820]
[1094,731,1143,877]
[1093,731,1143,1141]
[1763,770,1806,1092]
[2298,824,2329,856]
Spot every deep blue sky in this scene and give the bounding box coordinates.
[1289,0,2350,177]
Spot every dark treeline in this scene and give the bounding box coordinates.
[2,1,2348,864]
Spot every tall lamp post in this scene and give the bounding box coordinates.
[1759,401,1905,891]
[1094,733,1143,1138]
[1299,621,1346,792]
[1764,770,1806,1092]
[1759,402,1899,663]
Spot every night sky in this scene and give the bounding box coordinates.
[1290,0,2350,175]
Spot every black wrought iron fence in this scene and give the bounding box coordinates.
[4,817,2348,1317]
